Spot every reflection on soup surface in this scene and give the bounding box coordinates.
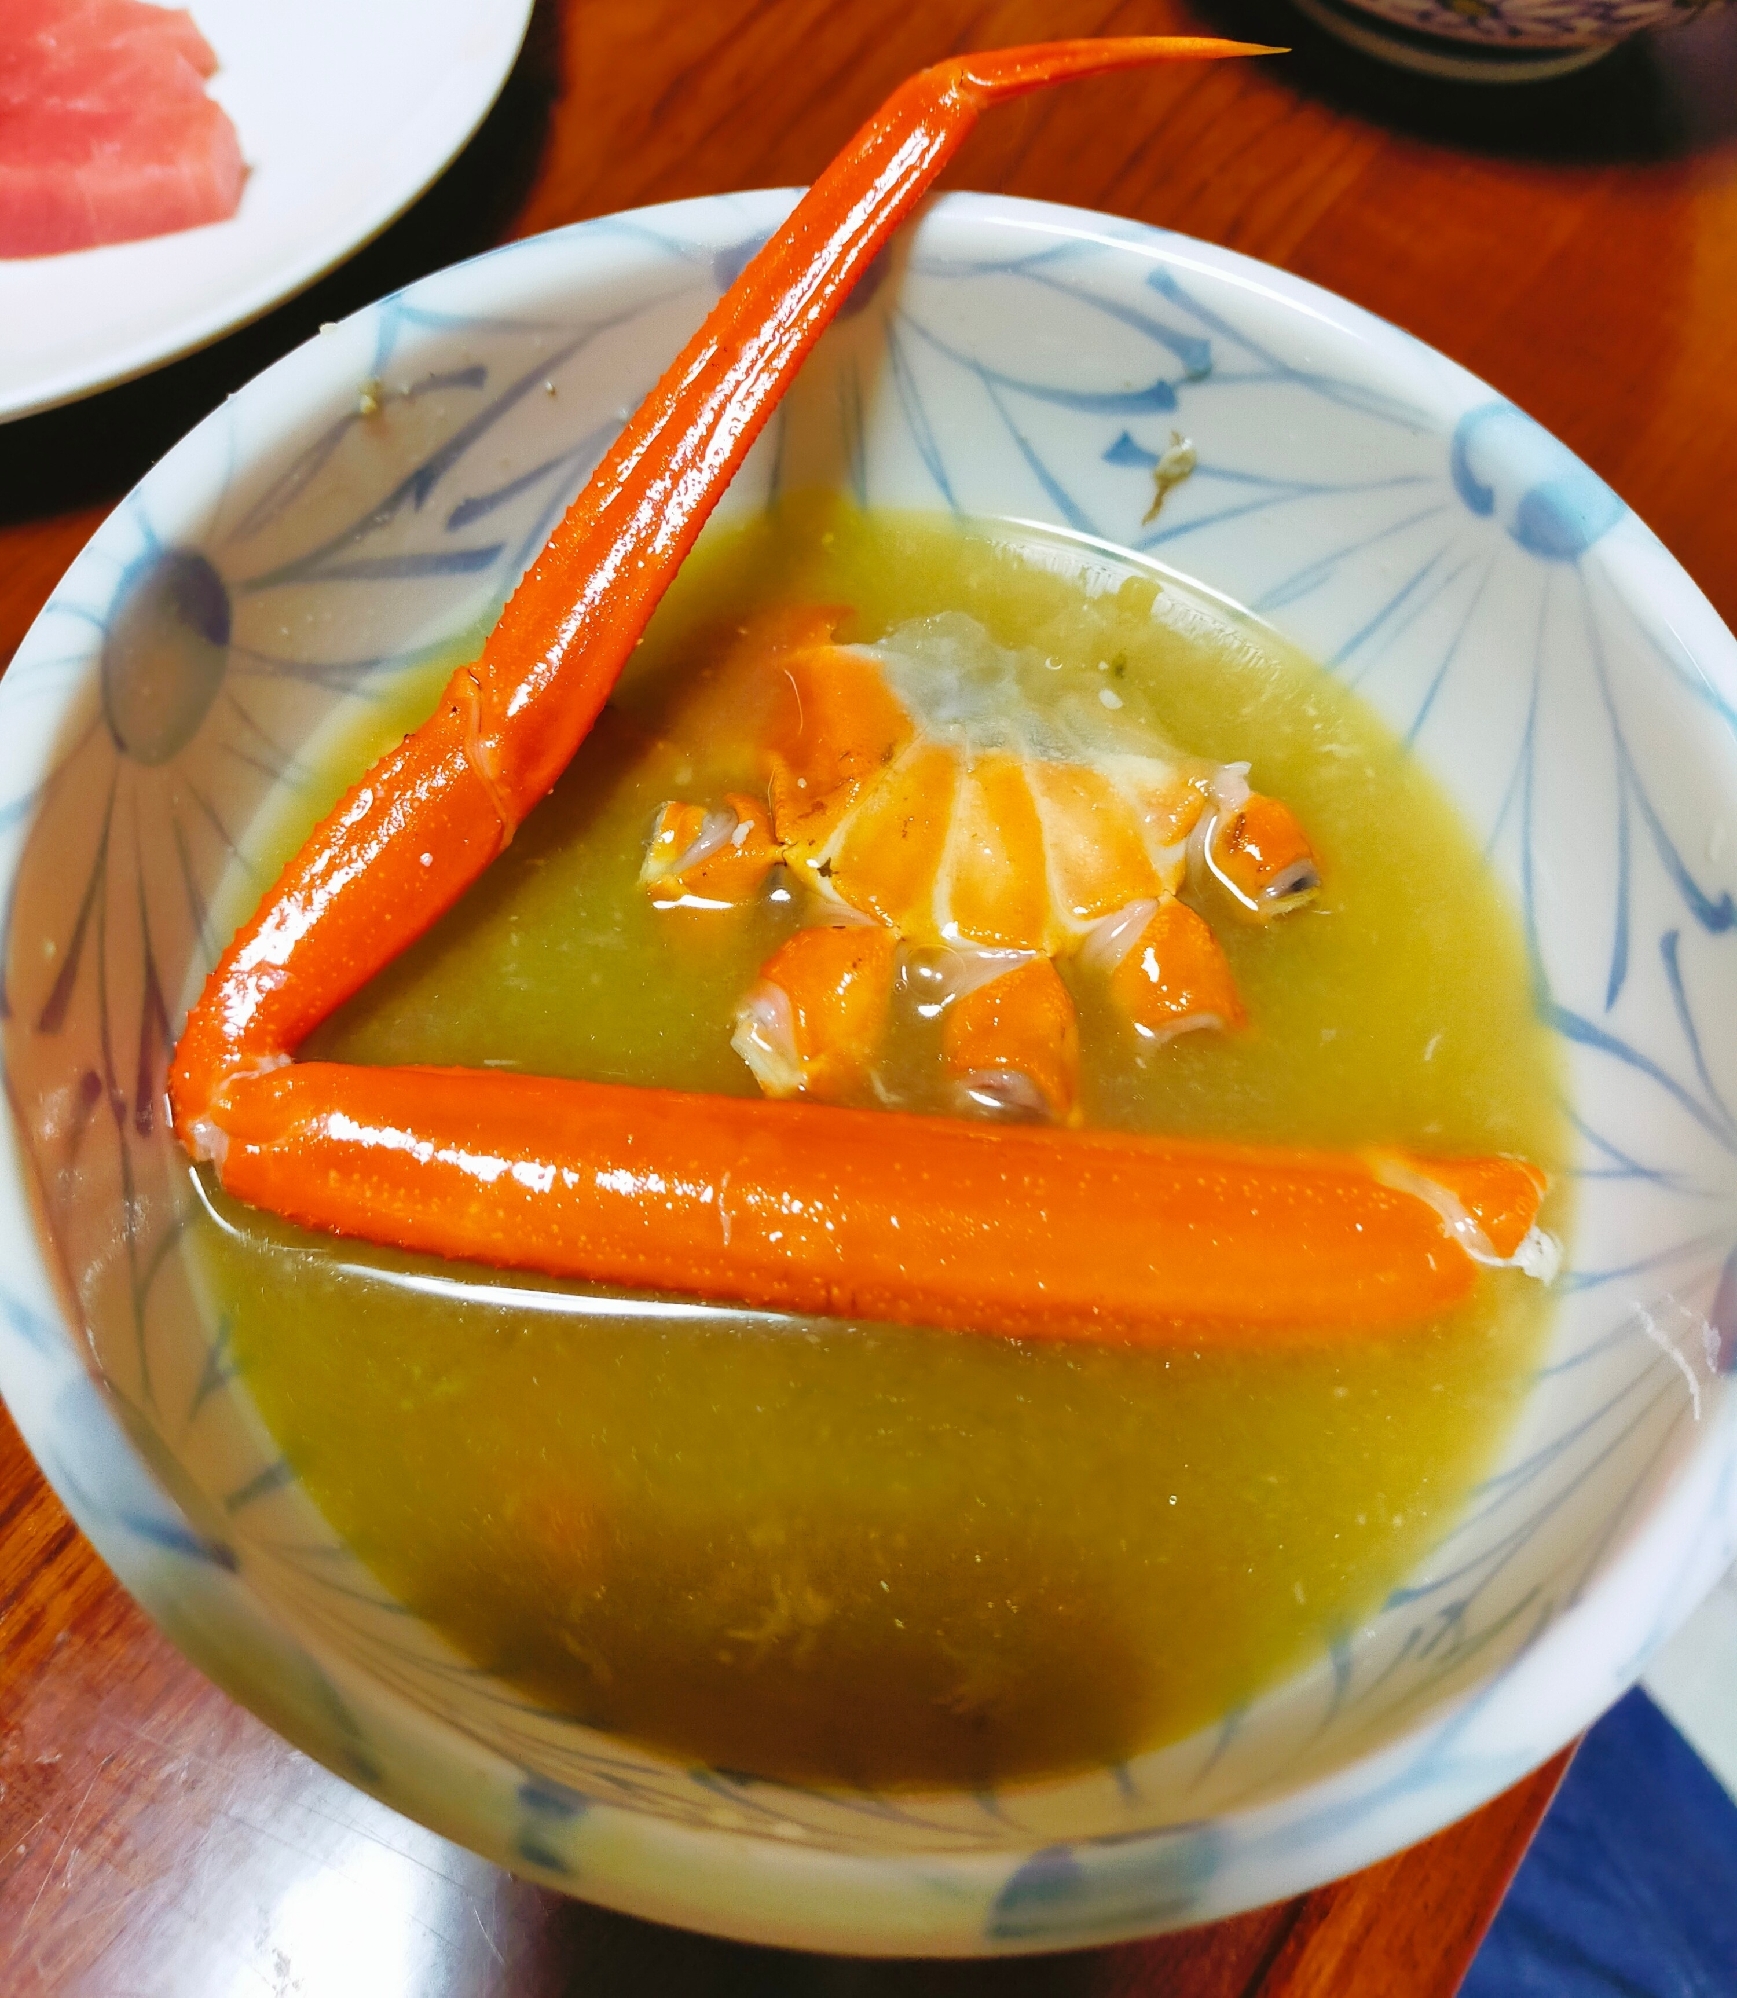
[192,506,1564,1788]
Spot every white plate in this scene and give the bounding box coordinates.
[0,0,535,422]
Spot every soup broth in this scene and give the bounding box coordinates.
[190,504,1564,1788]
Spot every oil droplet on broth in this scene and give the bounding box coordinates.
[190,504,1564,1789]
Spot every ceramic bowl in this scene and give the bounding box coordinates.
[1289,0,1727,83]
[3,191,1735,1956]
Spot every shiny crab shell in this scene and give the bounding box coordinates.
[640,609,1322,1116]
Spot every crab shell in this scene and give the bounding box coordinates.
[638,610,1324,1113]
[752,613,1316,945]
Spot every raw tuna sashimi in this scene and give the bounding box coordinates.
[2,0,221,78]
[1,0,244,258]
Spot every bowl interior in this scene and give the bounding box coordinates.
[2,192,1735,1953]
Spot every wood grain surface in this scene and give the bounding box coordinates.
[1,1399,1569,1996]
[5,0,1734,1989]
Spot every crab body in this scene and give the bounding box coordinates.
[642,610,1320,1121]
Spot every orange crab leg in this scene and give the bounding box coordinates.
[943,957,1081,1123]
[170,37,1263,1130]
[1101,897,1247,1041]
[639,792,780,904]
[211,1063,1542,1339]
[732,924,898,1101]
[1207,793,1322,919]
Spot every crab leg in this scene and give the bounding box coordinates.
[639,793,781,905]
[170,37,1262,1130]
[732,925,897,1101]
[169,36,1555,1337]
[943,957,1081,1123]
[212,1063,1548,1338]
[1082,897,1246,1042]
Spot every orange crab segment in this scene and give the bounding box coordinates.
[827,743,958,936]
[943,957,1080,1123]
[766,645,914,859]
[639,792,780,904]
[939,755,1052,950]
[1026,762,1163,930]
[1375,1152,1551,1262]
[1108,898,1246,1042]
[210,1063,1545,1339]
[731,924,897,1100]
[1211,793,1322,920]
[1105,758,1210,857]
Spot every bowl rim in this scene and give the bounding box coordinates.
[2,185,1735,1955]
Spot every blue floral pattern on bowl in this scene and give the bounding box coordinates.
[1,191,1734,1955]
[1313,0,1723,52]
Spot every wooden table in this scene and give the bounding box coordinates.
[4,0,1734,1988]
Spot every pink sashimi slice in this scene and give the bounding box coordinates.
[3,41,212,117]
[4,0,219,77]
[1,0,243,258]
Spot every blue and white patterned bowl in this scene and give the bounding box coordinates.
[1289,0,1726,83]
[2,193,1735,1955]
